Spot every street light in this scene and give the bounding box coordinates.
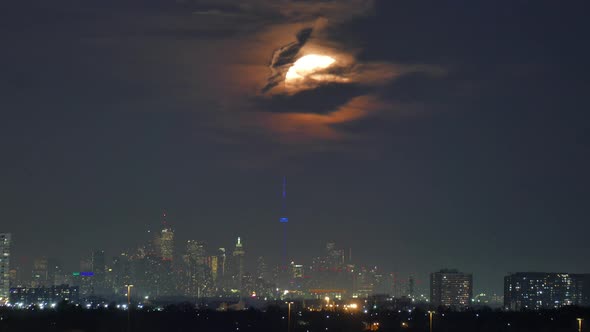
[125,285,134,332]
[125,285,134,307]
[324,297,330,310]
[428,311,435,332]
[286,301,294,332]
[578,318,584,332]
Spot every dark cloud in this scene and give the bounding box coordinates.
[261,27,314,93]
[376,72,455,104]
[256,83,367,114]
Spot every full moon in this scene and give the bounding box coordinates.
[285,54,336,82]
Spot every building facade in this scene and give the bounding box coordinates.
[10,285,79,305]
[0,233,11,303]
[504,272,590,310]
[430,269,473,308]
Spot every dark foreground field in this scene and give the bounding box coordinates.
[0,306,588,332]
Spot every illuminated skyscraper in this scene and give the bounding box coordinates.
[430,269,473,308]
[209,255,219,283]
[186,241,206,264]
[184,240,209,297]
[232,237,245,293]
[158,212,174,261]
[0,233,11,303]
[217,248,226,279]
[291,262,304,279]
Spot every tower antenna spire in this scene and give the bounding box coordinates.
[279,176,289,281]
[280,176,288,223]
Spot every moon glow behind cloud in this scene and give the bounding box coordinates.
[285,54,336,82]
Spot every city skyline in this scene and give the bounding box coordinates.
[4,219,590,300]
[2,0,590,301]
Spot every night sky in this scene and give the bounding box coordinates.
[1,0,589,294]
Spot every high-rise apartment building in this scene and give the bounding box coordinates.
[430,269,473,308]
[0,233,11,303]
[504,272,590,310]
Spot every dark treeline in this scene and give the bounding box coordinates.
[0,304,588,332]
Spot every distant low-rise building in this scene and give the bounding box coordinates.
[504,272,590,310]
[10,285,79,305]
[430,269,473,308]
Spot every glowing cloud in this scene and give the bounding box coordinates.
[285,54,336,82]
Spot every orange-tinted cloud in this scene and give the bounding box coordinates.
[260,95,384,143]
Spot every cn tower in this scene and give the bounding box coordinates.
[279,176,288,275]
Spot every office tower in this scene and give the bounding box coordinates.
[408,275,415,298]
[80,257,92,272]
[504,272,590,310]
[209,255,219,283]
[256,256,268,281]
[153,212,174,261]
[430,269,473,308]
[76,258,94,297]
[91,250,106,295]
[160,228,174,261]
[149,212,175,296]
[372,270,392,295]
[232,237,245,293]
[186,241,207,264]
[0,233,11,303]
[184,240,210,297]
[111,253,131,294]
[217,248,226,277]
[354,266,378,298]
[215,248,227,291]
[326,242,345,268]
[311,242,352,294]
[47,258,64,286]
[154,211,174,261]
[291,262,304,279]
[31,257,49,288]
